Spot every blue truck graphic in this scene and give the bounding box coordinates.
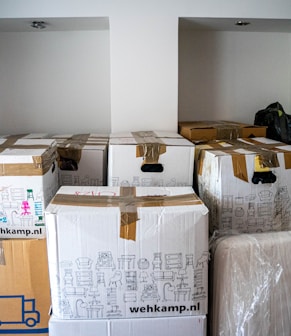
[0,295,40,328]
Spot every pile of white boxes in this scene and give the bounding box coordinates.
[45,130,208,336]
[0,131,209,336]
[3,121,291,336]
[184,122,291,336]
[0,136,59,335]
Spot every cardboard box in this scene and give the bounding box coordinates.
[49,315,207,336]
[52,133,108,186]
[108,131,194,187]
[0,138,59,238]
[209,231,291,336]
[178,120,267,143]
[0,238,51,335]
[196,137,291,234]
[45,186,209,319]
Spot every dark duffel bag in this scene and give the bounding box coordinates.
[254,102,291,144]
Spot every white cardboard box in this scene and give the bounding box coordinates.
[52,133,108,186]
[45,186,209,319]
[49,315,207,336]
[0,138,59,238]
[108,131,194,187]
[197,137,291,234]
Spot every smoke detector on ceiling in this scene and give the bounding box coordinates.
[31,21,47,29]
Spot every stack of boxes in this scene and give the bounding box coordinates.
[8,124,289,335]
[44,130,209,336]
[0,136,59,335]
[178,121,291,335]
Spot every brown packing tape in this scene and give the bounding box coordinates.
[120,186,136,197]
[136,143,167,164]
[133,131,167,164]
[240,138,291,169]
[0,144,57,176]
[51,188,202,240]
[132,131,157,138]
[51,187,138,241]
[57,147,82,165]
[221,140,280,169]
[179,121,252,142]
[196,141,236,178]
[0,136,23,150]
[231,153,248,182]
[119,186,137,240]
[51,192,203,208]
[239,137,280,147]
[0,144,53,150]
[197,150,205,176]
[230,139,282,168]
[284,152,291,169]
[57,134,90,164]
[197,147,248,181]
[0,240,5,265]
[4,133,30,138]
[197,140,280,181]
[120,212,138,241]
[35,144,58,175]
[196,146,249,181]
[214,124,241,140]
[67,134,91,142]
[0,163,47,176]
[255,151,279,169]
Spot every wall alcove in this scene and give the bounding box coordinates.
[178,18,291,123]
[0,17,111,134]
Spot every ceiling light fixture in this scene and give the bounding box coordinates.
[235,20,250,26]
[31,21,47,29]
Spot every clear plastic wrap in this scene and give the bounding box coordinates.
[209,231,291,336]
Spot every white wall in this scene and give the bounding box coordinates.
[179,30,291,123]
[109,14,178,132]
[0,30,111,134]
[0,1,291,133]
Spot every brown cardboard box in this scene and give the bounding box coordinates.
[178,120,267,143]
[0,239,51,335]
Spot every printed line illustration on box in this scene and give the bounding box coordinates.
[56,251,208,319]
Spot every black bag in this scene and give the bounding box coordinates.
[254,102,291,144]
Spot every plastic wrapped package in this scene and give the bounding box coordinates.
[208,231,291,336]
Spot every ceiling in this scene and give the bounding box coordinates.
[179,18,291,33]
[0,17,109,32]
[0,17,290,33]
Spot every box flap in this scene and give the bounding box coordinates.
[49,186,204,241]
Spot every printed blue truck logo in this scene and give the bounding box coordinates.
[0,295,40,328]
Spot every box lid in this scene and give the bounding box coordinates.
[109,131,194,147]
